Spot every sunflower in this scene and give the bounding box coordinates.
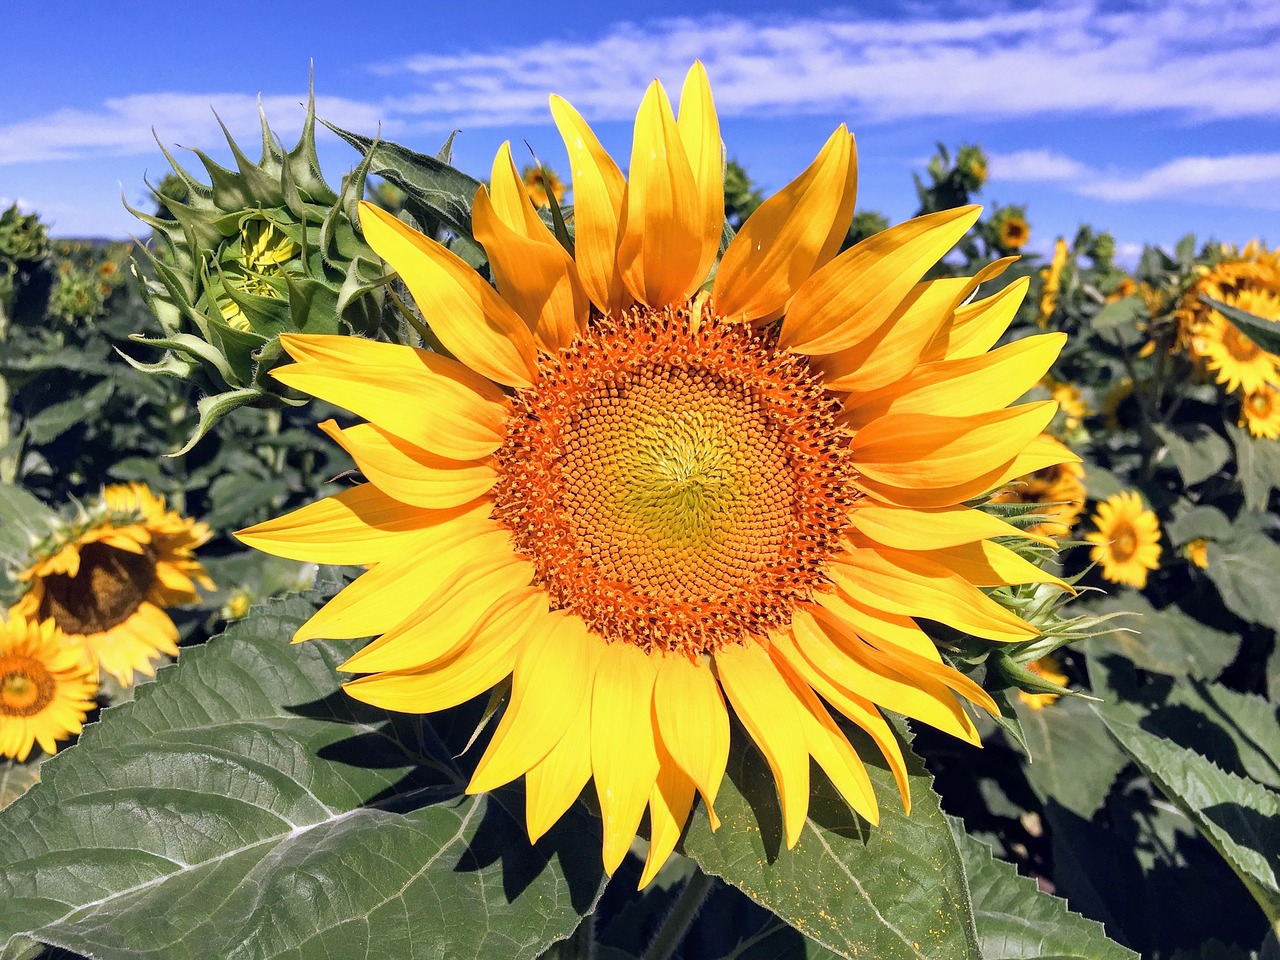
[1085,491,1161,589]
[996,213,1029,251]
[521,164,567,210]
[1106,276,1137,302]
[0,612,98,762]
[1041,375,1089,432]
[1037,238,1070,326]
[218,218,298,332]
[1240,384,1280,439]
[238,63,1071,885]
[1184,538,1210,570]
[1017,655,1069,712]
[1187,287,1280,394]
[13,483,213,686]
[987,435,1086,538]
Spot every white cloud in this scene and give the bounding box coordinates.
[0,94,386,166]
[988,150,1091,182]
[374,0,1280,128]
[1079,152,1280,201]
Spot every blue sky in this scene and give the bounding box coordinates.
[4,0,1278,264]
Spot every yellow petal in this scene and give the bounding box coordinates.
[591,643,661,874]
[317,420,497,510]
[780,205,981,356]
[339,544,533,674]
[829,546,1038,642]
[915,540,1071,592]
[236,485,486,565]
[551,95,629,316]
[473,185,587,353]
[274,336,509,461]
[849,402,1057,507]
[714,640,810,848]
[341,588,544,713]
[358,201,538,387]
[926,276,1030,361]
[639,749,697,889]
[850,502,1054,551]
[526,691,592,843]
[995,433,1083,487]
[713,127,856,324]
[488,141,548,237]
[838,333,1067,427]
[468,613,597,794]
[293,517,501,642]
[616,79,703,307]
[771,651,879,824]
[653,653,728,828]
[676,61,724,294]
[814,590,941,663]
[768,627,911,807]
[794,609,978,743]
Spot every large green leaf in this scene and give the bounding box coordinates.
[1204,531,1280,632]
[1152,423,1231,487]
[1228,424,1280,512]
[1099,710,1280,926]
[0,593,605,959]
[1200,295,1280,354]
[950,817,1137,960]
[682,723,982,959]
[1017,695,1128,819]
[1083,592,1240,679]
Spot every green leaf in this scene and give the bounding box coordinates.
[1201,295,1280,355]
[1152,422,1231,486]
[1204,531,1280,631]
[1228,423,1280,512]
[1165,504,1232,546]
[0,593,605,960]
[682,723,981,959]
[1082,592,1240,679]
[1016,695,1128,819]
[950,817,1137,960]
[25,379,114,444]
[167,386,270,457]
[1099,710,1280,926]
[0,762,41,812]
[1091,295,1144,332]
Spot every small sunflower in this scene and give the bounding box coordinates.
[521,164,567,209]
[1085,491,1162,589]
[1184,538,1210,570]
[1038,238,1070,326]
[0,613,98,762]
[1240,384,1280,439]
[988,435,1086,538]
[1017,655,1069,712]
[13,484,213,686]
[1042,376,1089,432]
[239,63,1071,885]
[996,213,1029,251]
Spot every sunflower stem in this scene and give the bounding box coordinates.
[639,867,716,960]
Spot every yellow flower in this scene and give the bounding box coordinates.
[521,164,567,209]
[997,214,1029,251]
[1085,491,1162,589]
[218,218,297,331]
[1187,287,1280,395]
[1038,238,1070,326]
[1107,276,1136,302]
[1178,241,1280,373]
[13,484,213,686]
[988,435,1086,538]
[1184,538,1210,570]
[1240,384,1280,439]
[238,63,1070,886]
[1017,655,1069,711]
[0,613,98,762]
[1042,376,1090,432]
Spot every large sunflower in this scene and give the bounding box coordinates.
[13,483,213,686]
[1085,491,1162,589]
[0,612,98,762]
[1188,287,1280,394]
[238,63,1071,885]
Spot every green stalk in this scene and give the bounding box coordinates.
[0,296,15,484]
[639,868,716,960]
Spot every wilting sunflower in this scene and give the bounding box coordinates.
[1085,491,1161,589]
[1240,384,1280,439]
[13,483,213,686]
[988,435,1086,539]
[238,63,1071,885]
[0,613,98,762]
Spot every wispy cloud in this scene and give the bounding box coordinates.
[0,94,385,166]
[987,147,1280,207]
[378,0,1280,127]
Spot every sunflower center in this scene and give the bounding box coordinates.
[0,656,54,717]
[1221,322,1262,362]
[1111,523,1138,562]
[1247,391,1274,417]
[37,541,156,636]
[494,305,851,655]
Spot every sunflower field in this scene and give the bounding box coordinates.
[1,66,1278,960]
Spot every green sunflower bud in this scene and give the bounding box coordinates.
[0,205,50,265]
[49,267,107,323]
[125,80,392,453]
